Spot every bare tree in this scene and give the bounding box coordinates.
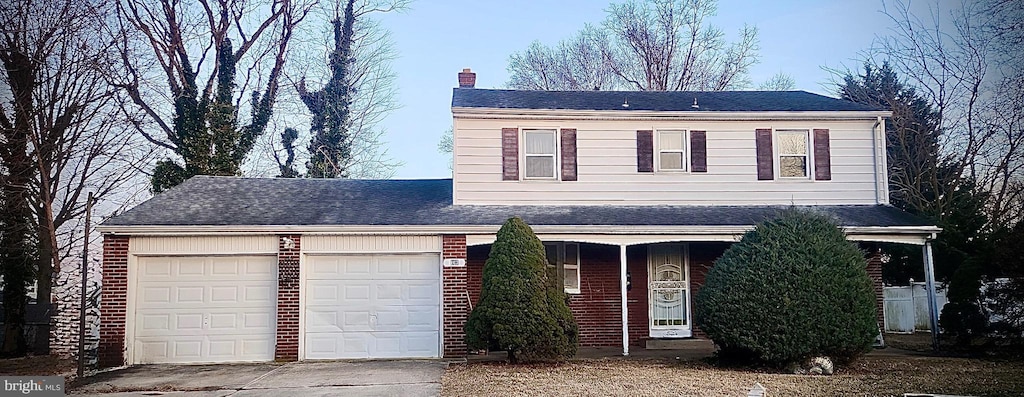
[1,0,154,356]
[877,0,1024,230]
[507,25,619,91]
[759,72,796,91]
[507,0,759,91]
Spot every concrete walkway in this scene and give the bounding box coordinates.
[71,360,447,396]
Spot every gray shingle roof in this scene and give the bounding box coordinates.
[451,88,885,112]
[104,176,932,228]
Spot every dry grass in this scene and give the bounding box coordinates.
[443,356,1024,397]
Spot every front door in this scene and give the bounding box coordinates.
[648,244,691,338]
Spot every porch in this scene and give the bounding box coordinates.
[463,225,941,356]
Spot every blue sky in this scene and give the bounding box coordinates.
[376,0,896,179]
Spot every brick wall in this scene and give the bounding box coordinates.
[98,235,128,368]
[441,235,469,357]
[626,246,649,345]
[466,243,650,348]
[864,245,885,328]
[688,242,731,338]
[569,244,622,346]
[275,235,301,361]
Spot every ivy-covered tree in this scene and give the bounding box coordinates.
[275,128,301,178]
[465,217,578,363]
[300,0,357,178]
[151,39,276,192]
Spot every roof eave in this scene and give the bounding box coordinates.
[97,223,939,236]
[452,107,891,120]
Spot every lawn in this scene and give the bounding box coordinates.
[442,355,1024,397]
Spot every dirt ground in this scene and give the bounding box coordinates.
[442,355,1024,397]
[0,355,75,376]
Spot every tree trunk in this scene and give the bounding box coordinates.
[0,48,39,358]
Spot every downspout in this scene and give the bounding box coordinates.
[873,116,889,204]
[922,235,941,348]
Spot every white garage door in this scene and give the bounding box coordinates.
[304,254,440,359]
[133,256,277,364]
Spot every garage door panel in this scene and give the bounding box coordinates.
[134,256,276,364]
[304,254,440,359]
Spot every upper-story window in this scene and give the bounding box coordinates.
[523,129,557,179]
[657,130,687,172]
[776,130,810,178]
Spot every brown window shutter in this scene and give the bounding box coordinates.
[637,130,654,173]
[755,128,774,180]
[690,130,707,172]
[813,128,831,180]
[501,128,519,181]
[560,128,577,181]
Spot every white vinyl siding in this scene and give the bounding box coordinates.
[452,118,881,205]
[523,129,557,179]
[657,130,686,171]
[302,235,441,254]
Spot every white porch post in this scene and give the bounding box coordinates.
[620,244,629,356]
[923,240,940,347]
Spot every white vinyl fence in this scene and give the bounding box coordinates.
[883,282,948,333]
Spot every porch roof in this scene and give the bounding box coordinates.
[103,177,937,244]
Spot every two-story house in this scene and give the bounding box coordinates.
[96,69,940,367]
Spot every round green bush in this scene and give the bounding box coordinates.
[694,209,877,367]
[464,217,578,362]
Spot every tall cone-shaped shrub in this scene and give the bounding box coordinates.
[465,217,578,362]
[695,209,877,367]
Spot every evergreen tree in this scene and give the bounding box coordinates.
[301,0,357,178]
[695,210,877,367]
[465,217,578,363]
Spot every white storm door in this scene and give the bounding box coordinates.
[133,256,278,364]
[304,254,440,359]
[648,244,692,338]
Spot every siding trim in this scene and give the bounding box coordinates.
[755,128,774,180]
[637,130,654,173]
[814,128,832,180]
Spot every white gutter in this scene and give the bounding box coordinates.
[98,223,940,236]
[452,107,892,121]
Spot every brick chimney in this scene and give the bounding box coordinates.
[458,68,476,88]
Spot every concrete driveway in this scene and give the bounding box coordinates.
[72,360,447,396]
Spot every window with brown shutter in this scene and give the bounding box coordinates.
[813,129,831,180]
[501,128,519,180]
[637,130,654,172]
[690,130,707,172]
[560,128,577,181]
[755,129,774,180]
